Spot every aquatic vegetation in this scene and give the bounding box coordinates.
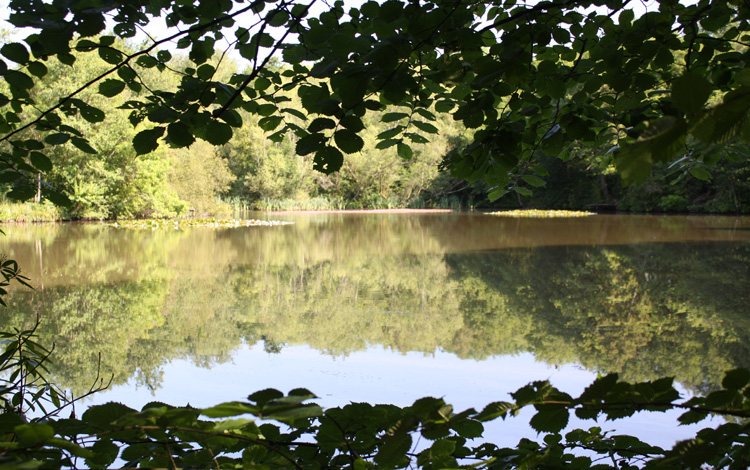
[110,218,293,229]
[488,209,596,218]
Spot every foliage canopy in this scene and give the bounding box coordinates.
[1,0,749,202]
[3,324,750,469]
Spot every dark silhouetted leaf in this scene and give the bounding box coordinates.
[397,142,412,160]
[314,146,344,174]
[71,137,97,154]
[133,127,165,155]
[672,73,713,115]
[167,122,195,147]
[334,129,364,154]
[203,121,233,145]
[529,406,569,433]
[98,79,126,97]
[296,133,326,156]
[30,152,52,172]
[1,43,29,64]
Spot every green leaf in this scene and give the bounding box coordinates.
[133,127,165,155]
[476,401,514,421]
[1,43,30,64]
[397,142,413,160]
[451,420,484,439]
[41,186,71,207]
[75,39,98,51]
[6,184,36,201]
[44,133,70,146]
[258,116,283,132]
[98,79,126,98]
[167,122,195,147]
[672,73,713,115]
[48,438,94,459]
[27,61,48,78]
[136,55,159,68]
[435,100,455,113]
[202,402,256,418]
[616,117,688,185]
[14,423,54,446]
[521,175,545,187]
[148,106,179,123]
[78,104,105,123]
[197,64,215,80]
[58,53,76,65]
[312,146,344,173]
[412,121,439,134]
[257,104,277,117]
[374,433,412,467]
[263,403,324,423]
[334,129,364,154]
[254,77,272,91]
[0,171,21,184]
[340,116,365,132]
[689,167,711,181]
[415,108,436,121]
[30,152,52,172]
[296,133,326,156]
[98,47,123,65]
[202,121,233,145]
[4,70,34,90]
[375,139,399,150]
[692,88,750,144]
[268,9,289,27]
[722,368,750,390]
[86,439,120,468]
[377,126,404,140]
[118,66,137,81]
[309,117,336,133]
[71,137,97,154]
[677,409,709,425]
[619,8,634,26]
[529,406,569,433]
[248,389,285,405]
[382,112,409,123]
[405,133,429,144]
[280,107,307,121]
[157,50,172,62]
[513,186,533,197]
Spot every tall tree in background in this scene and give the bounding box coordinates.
[0,0,748,205]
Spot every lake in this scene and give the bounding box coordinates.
[1,212,750,449]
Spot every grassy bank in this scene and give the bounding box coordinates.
[0,202,63,223]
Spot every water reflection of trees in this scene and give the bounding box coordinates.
[0,221,748,395]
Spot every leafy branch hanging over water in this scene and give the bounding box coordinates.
[1,325,750,469]
[1,0,750,207]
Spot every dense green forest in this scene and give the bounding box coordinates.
[2,36,750,219]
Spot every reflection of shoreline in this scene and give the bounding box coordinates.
[1,216,749,399]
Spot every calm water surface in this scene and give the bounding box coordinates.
[2,212,750,447]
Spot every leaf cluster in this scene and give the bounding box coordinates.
[2,0,750,205]
[3,335,750,470]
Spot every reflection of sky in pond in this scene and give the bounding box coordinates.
[82,345,715,450]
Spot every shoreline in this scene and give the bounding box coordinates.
[264,208,456,215]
